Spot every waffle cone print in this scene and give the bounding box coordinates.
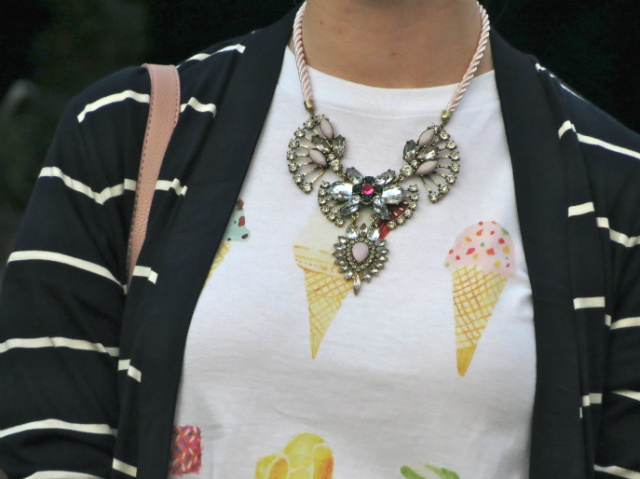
[445,221,515,376]
[206,200,250,284]
[294,209,353,359]
[255,433,333,479]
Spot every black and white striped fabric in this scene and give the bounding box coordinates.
[1,8,639,479]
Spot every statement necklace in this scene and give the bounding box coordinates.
[287,2,490,294]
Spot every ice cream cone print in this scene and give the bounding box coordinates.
[294,246,352,359]
[205,200,250,284]
[255,433,333,479]
[445,221,516,376]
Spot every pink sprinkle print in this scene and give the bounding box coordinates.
[499,238,505,244]
[486,248,495,255]
[466,248,475,255]
[170,425,203,476]
[476,229,484,236]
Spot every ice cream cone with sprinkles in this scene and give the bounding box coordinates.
[206,200,250,284]
[445,221,516,376]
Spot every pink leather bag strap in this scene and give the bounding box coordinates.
[126,63,180,287]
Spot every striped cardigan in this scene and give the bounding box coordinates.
[1,9,639,479]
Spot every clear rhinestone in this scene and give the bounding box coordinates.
[403,140,418,161]
[328,213,337,221]
[289,140,299,148]
[429,193,439,203]
[377,247,389,254]
[302,183,312,193]
[339,236,348,245]
[287,150,296,160]
[345,167,364,185]
[377,255,388,262]
[321,206,330,213]
[353,274,362,295]
[331,160,343,172]
[335,218,345,226]
[334,243,346,250]
[451,165,460,173]
[312,135,332,153]
[381,185,405,204]
[401,165,414,176]
[304,119,315,129]
[346,224,359,239]
[447,141,457,150]
[446,175,456,184]
[375,169,395,186]
[370,268,379,276]
[344,271,353,280]
[375,240,386,247]
[295,128,305,138]
[332,135,346,157]
[339,195,361,215]
[363,273,372,282]
[409,202,418,210]
[410,160,419,168]
[410,193,418,201]
[440,131,450,140]
[375,262,385,269]
[293,173,304,184]
[367,227,381,242]
[318,198,327,205]
[439,185,450,194]
[288,163,298,172]
[320,181,330,189]
[318,189,327,197]
[372,197,390,220]
[409,185,418,192]
[329,181,353,202]
[451,152,460,160]
[388,221,397,230]
[340,264,349,272]
[417,148,437,161]
[404,209,413,218]
[396,217,405,226]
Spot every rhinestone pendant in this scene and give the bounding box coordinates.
[332,223,388,295]
[286,115,347,193]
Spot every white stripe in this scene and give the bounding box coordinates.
[605,314,612,327]
[558,120,576,138]
[0,419,116,439]
[25,471,105,479]
[613,389,640,402]
[118,359,142,383]
[0,337,119,357]
[568,201,594,217]
[8,251,125,291]
[578,133,640,160]
[132,266,158,284]
[582,393,603,407]
[156,178,187,196]
[611,317,640,330]
[182,44,246,63]
[597,217,640,248]
[180,97,217,117]
[573,297,605,310]
[39,167,136,205]
[112,459,137,477]
[77,90,149,123]
[595,465,640,479]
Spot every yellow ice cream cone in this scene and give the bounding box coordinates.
[205,241,232,285]
[452,265,508,376]
[294,246,351,359]
[255,433,333,479]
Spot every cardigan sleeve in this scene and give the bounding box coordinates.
[594,158,640,477]
[0,78,143,477]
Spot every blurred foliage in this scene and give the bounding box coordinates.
[0,0,147,210]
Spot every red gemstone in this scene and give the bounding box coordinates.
[362,184,375,195]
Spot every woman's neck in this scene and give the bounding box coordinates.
[300,0,493,88]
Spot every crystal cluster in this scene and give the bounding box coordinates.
[287,116,346,193]
[401,124,460,203]
[333,223,388,294]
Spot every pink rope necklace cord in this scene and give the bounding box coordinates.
[285,2,492,295]
[293,1,491,123]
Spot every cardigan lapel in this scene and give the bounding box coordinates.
[133,10,297,477]
[491,32,587,478]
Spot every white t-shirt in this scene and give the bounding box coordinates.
[169,47,536,479]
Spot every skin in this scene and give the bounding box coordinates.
[297,0,493,88]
